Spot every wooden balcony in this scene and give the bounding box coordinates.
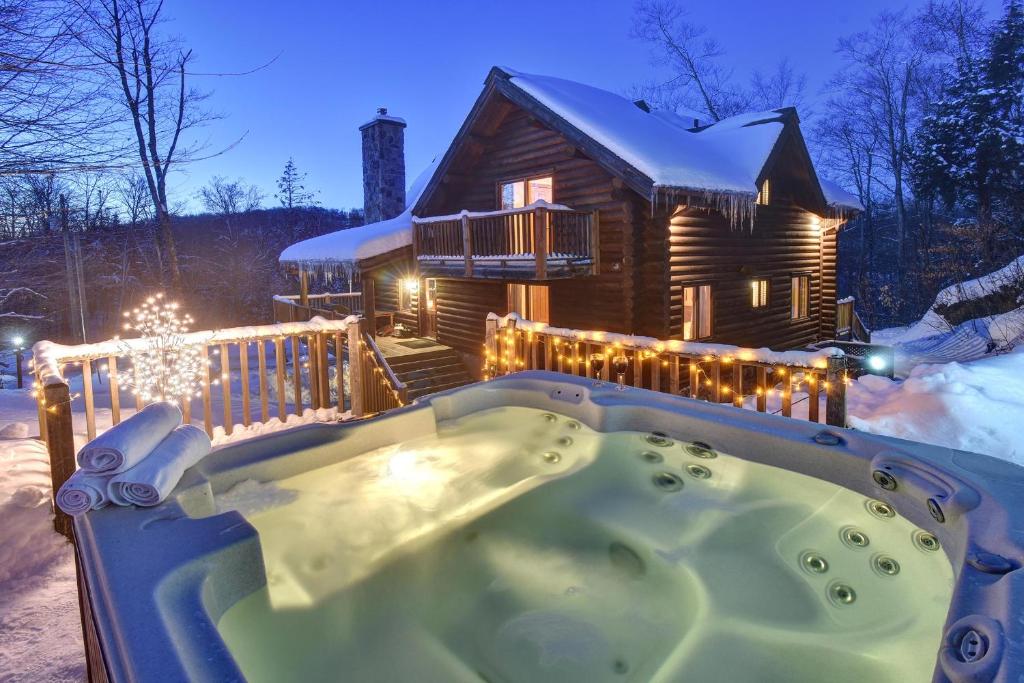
[413,204,599,280]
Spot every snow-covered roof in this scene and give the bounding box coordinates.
[819,177,864,211]
[505,68,785,196]
[279,157,439,266]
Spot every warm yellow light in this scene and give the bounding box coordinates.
[403,279,419,292]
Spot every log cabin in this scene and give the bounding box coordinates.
[278,67,863,397]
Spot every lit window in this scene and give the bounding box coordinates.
[507,283,550,323]
[756,178,770,206]
[682,284,713,340]
[751,279,769,308]
[500,175,553,209]
[398,278,418,311]
[791,275,810,319]
[425,278,437,311]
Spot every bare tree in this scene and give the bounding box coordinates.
[0,0,123,175]
[114,170,150,229]
[197,176,263,216]
[630,0,749,121]
[73,0,216,291]
[750,58,808,112]
[832,10,927,288]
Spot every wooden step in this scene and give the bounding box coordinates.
[403,369,473,390]
[408,377,476,400]
[387,353,464,373]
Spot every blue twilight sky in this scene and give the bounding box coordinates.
[168,0,1002,213]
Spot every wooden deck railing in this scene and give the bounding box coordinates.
[836,296,871,342]
[414,204,599,279]
[32,315,407,537]
[272,292,364,322]
[485,314,849,427]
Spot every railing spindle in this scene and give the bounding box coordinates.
[275,338,287,420]
[82,359,96,441]
[108,356,121,425]
[291,336,303,415]
[239,341,251,427]
[200,346,213,436]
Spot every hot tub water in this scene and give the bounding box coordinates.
[215,406,954,683]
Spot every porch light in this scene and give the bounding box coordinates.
[11,335,24,348]
[867,355,887,372]
[810,215,821,234]
[404,279,419,292]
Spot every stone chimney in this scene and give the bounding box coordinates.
[359,107,407,224]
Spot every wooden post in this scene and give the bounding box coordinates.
[363,277,376,339]
[534,207,547,280]
[82,359,96,441]
[688,360,699,399]
[505,317,517,374]
[220,343,233,435]
[239,342,251,428]
[484,316,498,377]
[299,269,309,307]
[461,213,473,277]
[257,341,269,423]
[317,332,331,408]
[590,209,601,275]
[290,336,303,414]
[825,355,847,427]
[732,364,743,408]
[348,319,367,418]
[808,372,820,423]
[43,382,75,539]
[709,361,721,403]
[200,346,213,436]
[756,367,768,412]
[307,335,320,410]
[274,338,287,420]
[669,357,680,394]
[107,357,121,425]
[334,332,346,410]
[14,347,23,388]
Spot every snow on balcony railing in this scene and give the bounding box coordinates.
[484,313,849,426]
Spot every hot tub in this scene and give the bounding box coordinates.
[74,371,1024,682]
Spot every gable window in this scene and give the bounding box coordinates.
[791,274,810,319]
[507,283,550,323]
[756,178,771,206]
[500,175,553,209]
[751,278,769,308]
[682,284,713,340]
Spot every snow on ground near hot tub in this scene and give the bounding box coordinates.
[845,349,1024,465]
[0,348,349,682]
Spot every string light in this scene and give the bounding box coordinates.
[121,293,207,403]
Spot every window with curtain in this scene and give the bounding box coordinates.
[791,275,810,319]
[499,175,553,209]
[682,284,713,340]
[507,283,550,323]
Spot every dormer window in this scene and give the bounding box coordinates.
[499,175,553,209]
[756,178,771,206]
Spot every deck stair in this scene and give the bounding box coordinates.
[374,337,475,400]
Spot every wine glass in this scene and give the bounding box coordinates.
[612,355,629,391]
[588,353,605,385]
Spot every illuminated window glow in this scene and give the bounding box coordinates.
[682,284,713,340]
[791,275,810,319]
[751,279,769,308]
[500,175,553,209]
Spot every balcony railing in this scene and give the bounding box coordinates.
[272,293,364,322]
[413,203,599,280]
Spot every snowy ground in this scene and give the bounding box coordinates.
[2,330,1024,680]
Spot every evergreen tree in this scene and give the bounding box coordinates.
[913,1,1024,228]
[275,158,317,241]
[275,158,316,210]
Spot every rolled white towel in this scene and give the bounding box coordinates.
[77,402,182,474]
[107,425,212,507]
[56,471,111,516]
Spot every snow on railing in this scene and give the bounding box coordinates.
[484,313,848,427]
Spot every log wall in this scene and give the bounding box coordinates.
[666,202,832,350]
[421,102,647,339]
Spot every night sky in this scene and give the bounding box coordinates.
[169,0,1004,212]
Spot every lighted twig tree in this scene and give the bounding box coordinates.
[122,293,206,403]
